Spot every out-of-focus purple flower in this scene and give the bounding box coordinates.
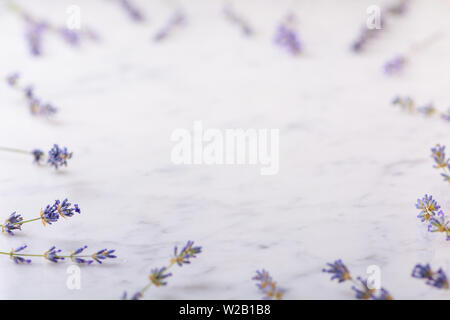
[10,245,31,264]
[351,27,381,53]
[223,5,253,36]
[118,0,144,21]
[92,249,117,264]
[427,210,450,239]
[1,212,23,235]
[388,0,410,15]
[372,288,393,300]
[47,144,72,169]
[149,267,172,286]
[412,264,449,289]
[6,73,20,86]
[392,95,415,112]
[351,277,375,300]
[59,27,80,46]
[274,15,302,55]
[252,269,284,300]
[431,145,449,170]
[31,149,44,163]
[44,246,65,263]
[417,103,437,116]
[441,109,450,121]
[384,55,407,75]
[323,259,352,282]
[25,18,48,56]
[153,10,186,42]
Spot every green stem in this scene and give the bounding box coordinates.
[0,217,41,229]
[0,146,30,155]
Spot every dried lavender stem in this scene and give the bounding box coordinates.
[0,146,31,155]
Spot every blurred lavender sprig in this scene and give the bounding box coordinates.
[0,144,73,170]
[431,145,450,183]
[153,10,187,43]
[6,73,57,117]
[114,0,145,22]
[323,260,393,300]
[252,269,284,300]
[1,198,80,235]
[7,0,98,56]
[123,241,202,300]
[351,0,409,53]
[392,96,449,122]
[416,194,450,240]
[384,55,407,76]
[274,14,302,55]
[0,244,116,265]
[223,4,253,36]
[412,264,449,289]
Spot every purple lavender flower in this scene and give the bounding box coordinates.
[412,264,449,289]
[1,212,23,235]
[431,145,449,170]
[252,269,284,300]
[274,15,302,55]
[417,103,437,116]
[6,73,20,86]
[40,199,80,226]
[372,288,393,300]
[44,246,65,263]
[223,5,253,36]
[351,27,381,53]
[149,267,172,286]
[388,0,410,15]
[416,194,441,222]
[427,211,450,238]
[153,10,186,42]
[31,149,44,163]
[92,249,117,264]
[442,109,450,121]
[25,18,48,56]
[10,245,31,264]
[47,144,72,169]
[118,0,144,21]
[384,55,407,75]
[171,240,202,266]
[70,245,93,265]
[322,259,352,282]
[59,27,80,46]
[351,277,375,300]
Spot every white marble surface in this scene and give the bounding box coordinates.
[0,0,450,299]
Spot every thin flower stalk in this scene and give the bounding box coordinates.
[323,260,393,300]
[0,199,80,235]
[392,97,449,123]
[123,241,201,300]
[0,144,73,170]
[6,0,98,56]
[252,269,284,300]
[6,73,57,117]
[412,264,449,289]
[0,245,116,265]
[153,10,186,42]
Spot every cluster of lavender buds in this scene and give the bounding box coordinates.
[6,73,57,117]
[392,96,450,122]
[7,1,98,56]
[113,0,145,22]
[416,194,450,240]
[0,144,72,170]
[223,5,253,36]
[431,145,450,182]
[123,241,202,300]
[323,260,393,300]
[252,269,284,300]
[384,55,407,75]
[274,14,302,55]
[0,199,80,235]
[351,0,409,53]
[153,10,187,42]
[412,264,449,289]
[0,244,116,265]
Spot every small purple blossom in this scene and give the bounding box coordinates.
[274,15,302,55]
[372,288,393,300]
[252,269,284,300]
[351,277,375,300]
[47,144,72,169]
[40,198,80,226]
[6,73,20,86]
[427,210,450,239]
[1,212,23,235]
[117,0,144,21]
[70,245,93,265]
[351,27,381,53]
[92,249,117,264]
[25,18,48,56]
[44,246,65,263]
[31,149,44,163]
[10,245,31,264]
[431,145,449,169]
[172,240,202,266]
[149,267,172,287]
[412,264,449,289]
[322,259,351,282]
[416,194,441,222]
[442,109,450,121]
[417,103,437,116]
[384,55,407,75]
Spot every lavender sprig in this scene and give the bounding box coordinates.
[431,145,450,183]
[223,5,253,36]
[114,0,145,22]
[274,14,302,55]
[6,73,57,117]
[0,245,116,265]
[416,194,450,240]
[252,269,284,300]
[0,199,80,235]
[323,260,393,300]
[7,0,98,56]
[0,144,73,170]
[153,10,186,42]
[392,96,449,122]
[412,264,449,289]
[123,241,202,300]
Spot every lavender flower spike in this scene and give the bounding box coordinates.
[416,194,440,222]
[40,199,80,226]
[9,245,31,264]
[1,212,23,235]
[322,259,352,282]
[153,10,186,42]
[171,240,202,266]
[274,14,302,55]
[44,246,65,263]
[252,269,284,300]
[149,267,172,286]
[384,55,407,75]
[412,264,449,289]
[117,0,144,21]
[431,145,450,182]
[352,277,375,300]
[92,249,117,264]
[47,144,73,169]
